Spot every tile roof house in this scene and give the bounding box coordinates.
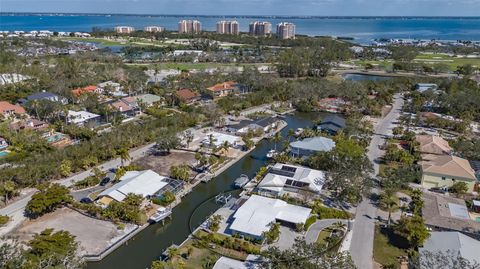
[317,114,346,135]
[419,232,480,266]
[422,192,480,237]
[176,88,201,104]
[0,101,26,118]
[109,99,138,117]
[229,195,311,240]
[289,136,336,157]
[421,155,477,192]
[21,91,68,105]
[257,163,326,197]
[416,135,453,156]
[9,119,48,131]
[71,85,101,97]
[207,81,244,98]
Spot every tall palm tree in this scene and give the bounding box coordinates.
[270,131,282,151]
[380,189,399,226]
[117,147,131,167]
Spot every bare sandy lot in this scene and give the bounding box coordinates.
[13,207,136,256]
[134,149,199,178]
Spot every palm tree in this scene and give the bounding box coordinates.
[166,247,180,260]
[1,180,15,205]
[380,189,399,226]
[117,147,131,167]
[270,131,282,151]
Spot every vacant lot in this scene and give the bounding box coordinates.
[134,149,199,178]
[13,207,136,256]
[373,226,409,269]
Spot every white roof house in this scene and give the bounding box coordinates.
[213,256,261,269]
[419,232,480,266]
[97,81,127,97]
[257,163,326,196]
[289,136,335,157]
[67,110,100,125]
[202,132,241,148]
[98,170,168,203]
[229,195,311,239]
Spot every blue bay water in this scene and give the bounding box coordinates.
[1,15,480,44]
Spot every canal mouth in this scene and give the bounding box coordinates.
[186,184,340,265]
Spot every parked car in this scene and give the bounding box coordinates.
[430,187,448,194]
[80,197,93,204]
[100,177,111,186]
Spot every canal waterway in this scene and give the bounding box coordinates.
[87,112,324,269]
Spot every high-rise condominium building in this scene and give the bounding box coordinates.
[178,20,202,34]
[276,22,296,39]
[249,21,272,36]
[216,21,239,35]
[144,26,165,33]
[114,26,135,34]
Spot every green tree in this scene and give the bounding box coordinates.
[59,159,72,177]
[379,189,399,226]
[242,136,255,150]
[117,147,131,167]
[170,165,190,182]
[263,222,281,244]
[207,214,223,232]
[270,131,282,151]
[449,182,468,195]
[394,215,430,248]
[0,180,16,205]
[25,184,72,218]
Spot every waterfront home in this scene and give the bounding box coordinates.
[9,119,48,132]
[0,101,26,118]
[422,192,480,238]
[67,110,101,127]
[415,83,439,94]
[176,88,201,104]
[207,81,245,98]
[257,163,326,197]
[419,232,480,266]
[201,132,241,148]
[229,195,311,240]
[317,97,349,113]
[289,136,335,158]
[227,117,279,135]
[97,170,169,206]
[135,94,162,107]
[20,91,68,105]
[212,255,261,269]
[97,81,127,97]
[0,137,8,150]
[42,130,73,148]
[421,155,477,192]
[172,50,204,57]
[416,135,452,158]
[0,73,32,85]
[317,114,346,135]
[109,99,138,118]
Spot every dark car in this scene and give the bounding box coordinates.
[80,197,93,204]
[100,177,111,186]
[430,187,448,194]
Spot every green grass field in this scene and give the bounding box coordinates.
[414,53,480,70]
[56,37,126,46]
[373,226,409,268]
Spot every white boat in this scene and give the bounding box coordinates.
[149,206,172,223]
[266,149,277,159]
[294,128,304,137]
[234,174,249,188]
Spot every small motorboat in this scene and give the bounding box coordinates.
[234,174,250,188]
[149,206,172,223]
[294,128,304,137]
[266,149,277,159]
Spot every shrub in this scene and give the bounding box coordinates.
[304,215,317,230]
[73,176,100,189]
[313,204,352,220]
[152,191,175,206]
[25,184,72,218]
[0,215,9,226]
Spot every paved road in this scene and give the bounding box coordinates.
[0,142,156,237]
[305,219,348,244]
[349,94,404,269]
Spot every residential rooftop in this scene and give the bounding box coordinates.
[421,155,476,181]
[419,231,480,265]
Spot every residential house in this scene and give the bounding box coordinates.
[207,81,245,98]
[97,170,169,206]
[317,114,346,135]
[421,155,477,192]
[0,101,26,118]
[415,83,439,94]
[67,110,101,127]
[212,256,261,269]
[42,131,73,148]
[229,195,311,240]
[422,192,480,238]
[250,117,279,133]
[9,119,48,131]
[317,98,349,113]
[416,135,453,160]
[109,99,138,118]
[289,136,335,158]
[21,91,68,105]
[257,163,326,197]
[202,132,241,148]
[419,232,480,266]
[71,85,101,97]
[97,81,127,97]
[0,137,8,150]
[135,94,162,107]
[176,88,201,104]
[226,120,255,134]
[120,96,138,108]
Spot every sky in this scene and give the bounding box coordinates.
[2,0,480,16]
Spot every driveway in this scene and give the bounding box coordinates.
[305,219,348,244]
[349,94,404,269]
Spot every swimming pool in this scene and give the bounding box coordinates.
[0,151,9,157]
[47,133,66,143]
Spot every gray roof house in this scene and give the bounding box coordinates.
[317,115,346,134]
[227,117,279,134]
[419,231,480,266]
[415,83,439,94]
[289,136,336,157]
[135,94,162,107]
[21,91,68,105]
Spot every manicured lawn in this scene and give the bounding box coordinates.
[128,62,269,71]
[56,37,126,46]
[373,226,409,269]
[316,227,332,246]
[414,53,480,70]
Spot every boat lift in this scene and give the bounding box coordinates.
[215,193,232,205]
